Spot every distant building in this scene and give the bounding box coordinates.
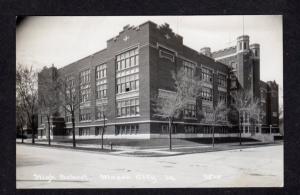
[37,21,280,140]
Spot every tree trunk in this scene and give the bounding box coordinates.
[212,126,215,148]
[101,115,105,150]
[21,126,24,143]
[169,118,172,151]
[71,111,76,148]
[239,111,242,146]
[32,115,35,144]
[47,115,51,146]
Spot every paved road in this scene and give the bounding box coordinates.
[16,144,283,188]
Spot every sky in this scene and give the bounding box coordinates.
[16,16,283,106]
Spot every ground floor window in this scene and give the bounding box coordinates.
[161,124,177,134]
[184,125,196,133]
[115,124,139,135]
[95,126,105,135]
[79,127,91,136]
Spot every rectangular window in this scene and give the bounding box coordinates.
[95,105,107,120]
[201,67,213,83]
[201,87,213,101]
[184,103,196,118]
[219,91,227,103]
[116,97,139,117]
[79,109,91,121]
[183,60,195,77]
[116,48,139,94]
[218,73,227,88]
[115,124,139,135]
[96,64,107,79]
[79,127,90,136]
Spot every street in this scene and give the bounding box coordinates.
[16,144,283,188]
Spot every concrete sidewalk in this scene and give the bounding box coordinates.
[16,139,282,157]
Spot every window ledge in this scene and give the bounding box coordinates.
[79,120,92,123]
[116,115,140,119]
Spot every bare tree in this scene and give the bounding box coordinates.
[96,104,113,150]
[38,68,60,146]
[16,64,38,144]
[57,75,81,148]
[231,89,262,145]
[248,97,265,135]
[16,96,27,143]
[152,67,202,150]
[201,100,229,148]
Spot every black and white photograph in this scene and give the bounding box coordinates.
[16,15,283,188]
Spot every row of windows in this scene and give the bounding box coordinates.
[79,127,91,136]
[96,84,107,99]
[115,124,139,135]
[116,73,139,93]
[117,98,140,117]
[184,104,196,118]
[80,69,91,84]
[219,91,227,103]
[96,105,107,120]
[183,60,195,77]
[218,74,227,88]
[201,87,213,101]
[79,113,91,121]
[75,125,232,136]
[202,67,213,83]
[184,125,229,134]
[116,48,139,71]
[96,64,107,80]
[80,87,91,103]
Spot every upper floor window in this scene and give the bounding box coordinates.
[116,98,139,117]
[80,69,90,85]
[79,108,91,121]
[201,67,213,83]
[183,60,195,77]
[96,79,107,99]
[96,64,107,79]
[219,91,227,103]
[116,48,139,71]
[218,73,227,88]
[201,87,213,101]
[184,103,196,118]
[95,105,107,120]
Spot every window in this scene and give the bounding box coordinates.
[95,126,105,136]
[115,124,139,135]
[96,64,107,79]
[184,103,196,118]
[95,105,107,120]
[80,69,90,85]
[183,60,195,77]
[96,79,107,99]
[116,48,139,71]
[116,98,139,117]
[116,48,139,94]
[80,87,91,103]
[202,106,213,120]
[80,70,91,103]
[185,125,196,133]
[201,87,213,101]
[218,73,227,88]
[79,109,91,121]
[219,91,227,103]
[65,115,72,123]
[159,49,175,62]
[243,42,247,50]
[79,127,90,136]
[201,67,213,83]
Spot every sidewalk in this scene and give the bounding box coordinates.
[16,139,282,157]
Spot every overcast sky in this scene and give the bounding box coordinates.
[16,16,283,106]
